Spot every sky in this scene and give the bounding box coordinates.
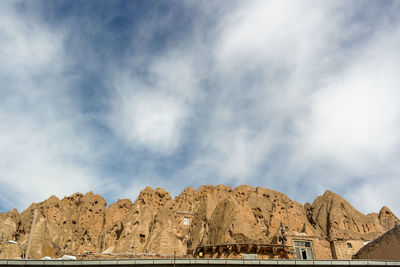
[1,0,400,216]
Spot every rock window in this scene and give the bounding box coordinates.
[293,240,314,260]
[139,234,145,244]
[184,217,190,226]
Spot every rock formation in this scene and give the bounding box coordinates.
[306,190,396,240]
[0,185,398,260]
[353,224,400,260]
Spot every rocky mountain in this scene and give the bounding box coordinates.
[0,185,398,259]
[306,190,395,240]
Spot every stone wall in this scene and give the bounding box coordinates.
[331,239,367,259]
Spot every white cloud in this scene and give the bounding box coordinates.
[0,106,98,212]
[107,49,200,154]
[174,1,400,216]
[177,1,342,183]
[0,2,63,76]
[346,173,400,214]
[0,2,100,211]
[2,0,400,219]
[297,21,400,176]
[102,0,400,217]
[199,126,271,181]
[109,89,187,153]
[215,1,337,74]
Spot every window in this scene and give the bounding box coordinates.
[139,234,145,244]
[294,241,311,247]
[347,243,352,248]
[293,240,314,260]
[184,217,190,226]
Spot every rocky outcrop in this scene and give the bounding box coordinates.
[378,206,400,231]
[353,224,400,259]
[306,191,388,240]
[0,186,398,259]
[103,187,174,255]
[10,192,107,259]
[189,185,322,248]
[0,208,21,259]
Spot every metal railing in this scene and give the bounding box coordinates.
[0,259,399,266]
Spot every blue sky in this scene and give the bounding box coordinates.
[1,0,400,216]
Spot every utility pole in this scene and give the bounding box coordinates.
[25,209,38,259]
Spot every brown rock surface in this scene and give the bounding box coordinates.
[103,186,174,255]
[0,209,22,259]
[378,206,400,231]
[1,192,107,259]
[307,190,387,240]
[0,209,19,242]
[0,186,398,259]
[353,224,400,260]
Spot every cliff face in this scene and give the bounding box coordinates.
[0,185,398,259]
[188,185,322,248]
[306,191,397,240]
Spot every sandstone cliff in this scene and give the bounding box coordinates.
[0,185,398,259]
[305,190,398,240]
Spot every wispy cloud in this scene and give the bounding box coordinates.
[1,0,400,216]
[107,50,200,154]
[0,1,102,210]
